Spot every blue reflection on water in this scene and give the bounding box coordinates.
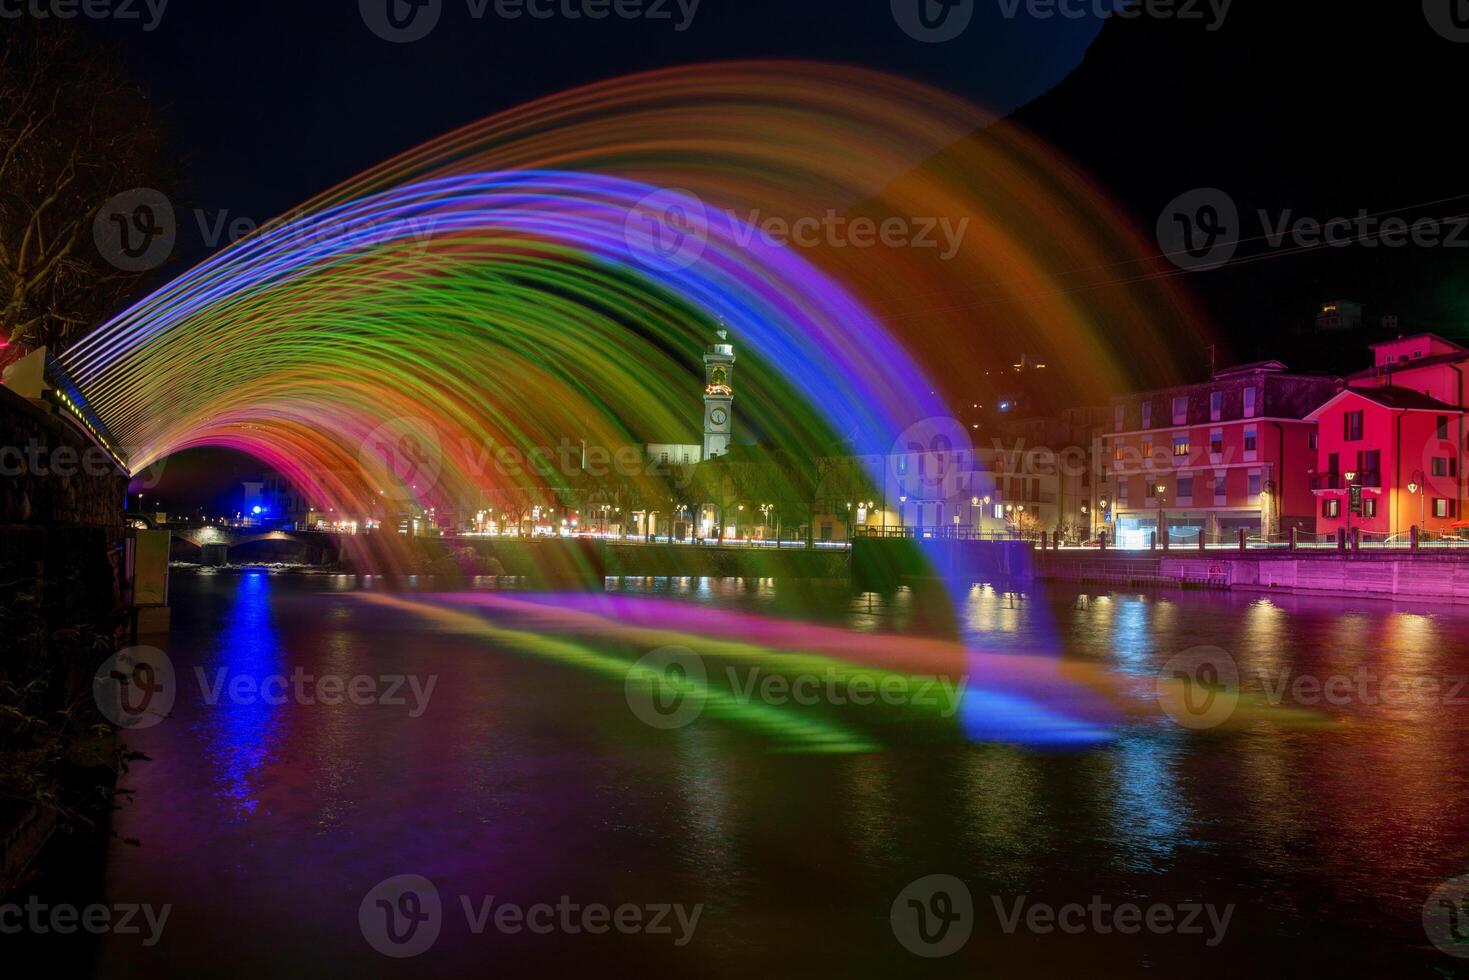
[197,570,286,817]
[959,688,1113,747]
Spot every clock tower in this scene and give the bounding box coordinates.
[703,330,735,458]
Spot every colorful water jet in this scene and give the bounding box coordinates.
[58,62,1226,745]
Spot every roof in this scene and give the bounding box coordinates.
[1212,359,1289,379]
[1304,385,1463,421]
[1368,332,1464,350]
[1348,347,1469,379]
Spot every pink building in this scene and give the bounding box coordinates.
[1105,362,1336,545]
[1308,334,1468,537]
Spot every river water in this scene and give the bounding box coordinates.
[87,571,1469,977]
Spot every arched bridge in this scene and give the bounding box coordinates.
[151,521,345,566]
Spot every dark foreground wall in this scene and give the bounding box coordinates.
[0,386,128,892]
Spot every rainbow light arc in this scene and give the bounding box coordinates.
[58,63,1224,746]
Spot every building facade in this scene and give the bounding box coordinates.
[1104,362,1336,546]
[1308,334,1468,538]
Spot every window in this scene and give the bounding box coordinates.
[1145,482,1157,500]
[993,503,1004,520]
[1142,400,1153,429]
[1363,498,1377,519]
[1117,481,1129,505]
[660,452,669,464]
[1141,441,1154,464]
[1248,471,1262,499]
[1214,472,1227,500]
[1210,430,1224,456]
[1114,443,1127,463]
[1173,396,1189,425]
[1357,450,1381,485]
[1438,415,1450,441]
[1344,410,1364,441]
[1173,435,1190,457]
[1327,452,1339,475]
[1115,404,1125,432]
[1434,498,1458,519]
[1178,476,1194,499]
[1210,391,1223,422]
[1323,499,1340,519]
[1243,386,1258,418]
[1432,457,1458,478]
[1244,428,1258,454]
[1309,432,1318,451]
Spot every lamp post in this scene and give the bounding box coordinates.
[1155,482,1167,548]
[1408,469,1426,533]
[1345,470,1359,542]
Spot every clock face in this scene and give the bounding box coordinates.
[710,408,728,426]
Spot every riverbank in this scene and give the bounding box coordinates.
[1035,550,1469,605]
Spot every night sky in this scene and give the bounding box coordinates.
[89,1,1103,270]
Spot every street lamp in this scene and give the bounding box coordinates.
[1344,470,1359,541]
[1155,482,1167,547]
[1408,468,1426,531]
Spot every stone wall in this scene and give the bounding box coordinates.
[0,385,128,892]
[0,386,126,527]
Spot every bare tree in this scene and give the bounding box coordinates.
[0,24,166,351]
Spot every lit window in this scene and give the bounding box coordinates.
[1173,436,1190,457]
[1324,499,1340,518]
[1363,498,1377,518]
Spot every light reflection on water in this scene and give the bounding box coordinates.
[96,572,1469,977]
